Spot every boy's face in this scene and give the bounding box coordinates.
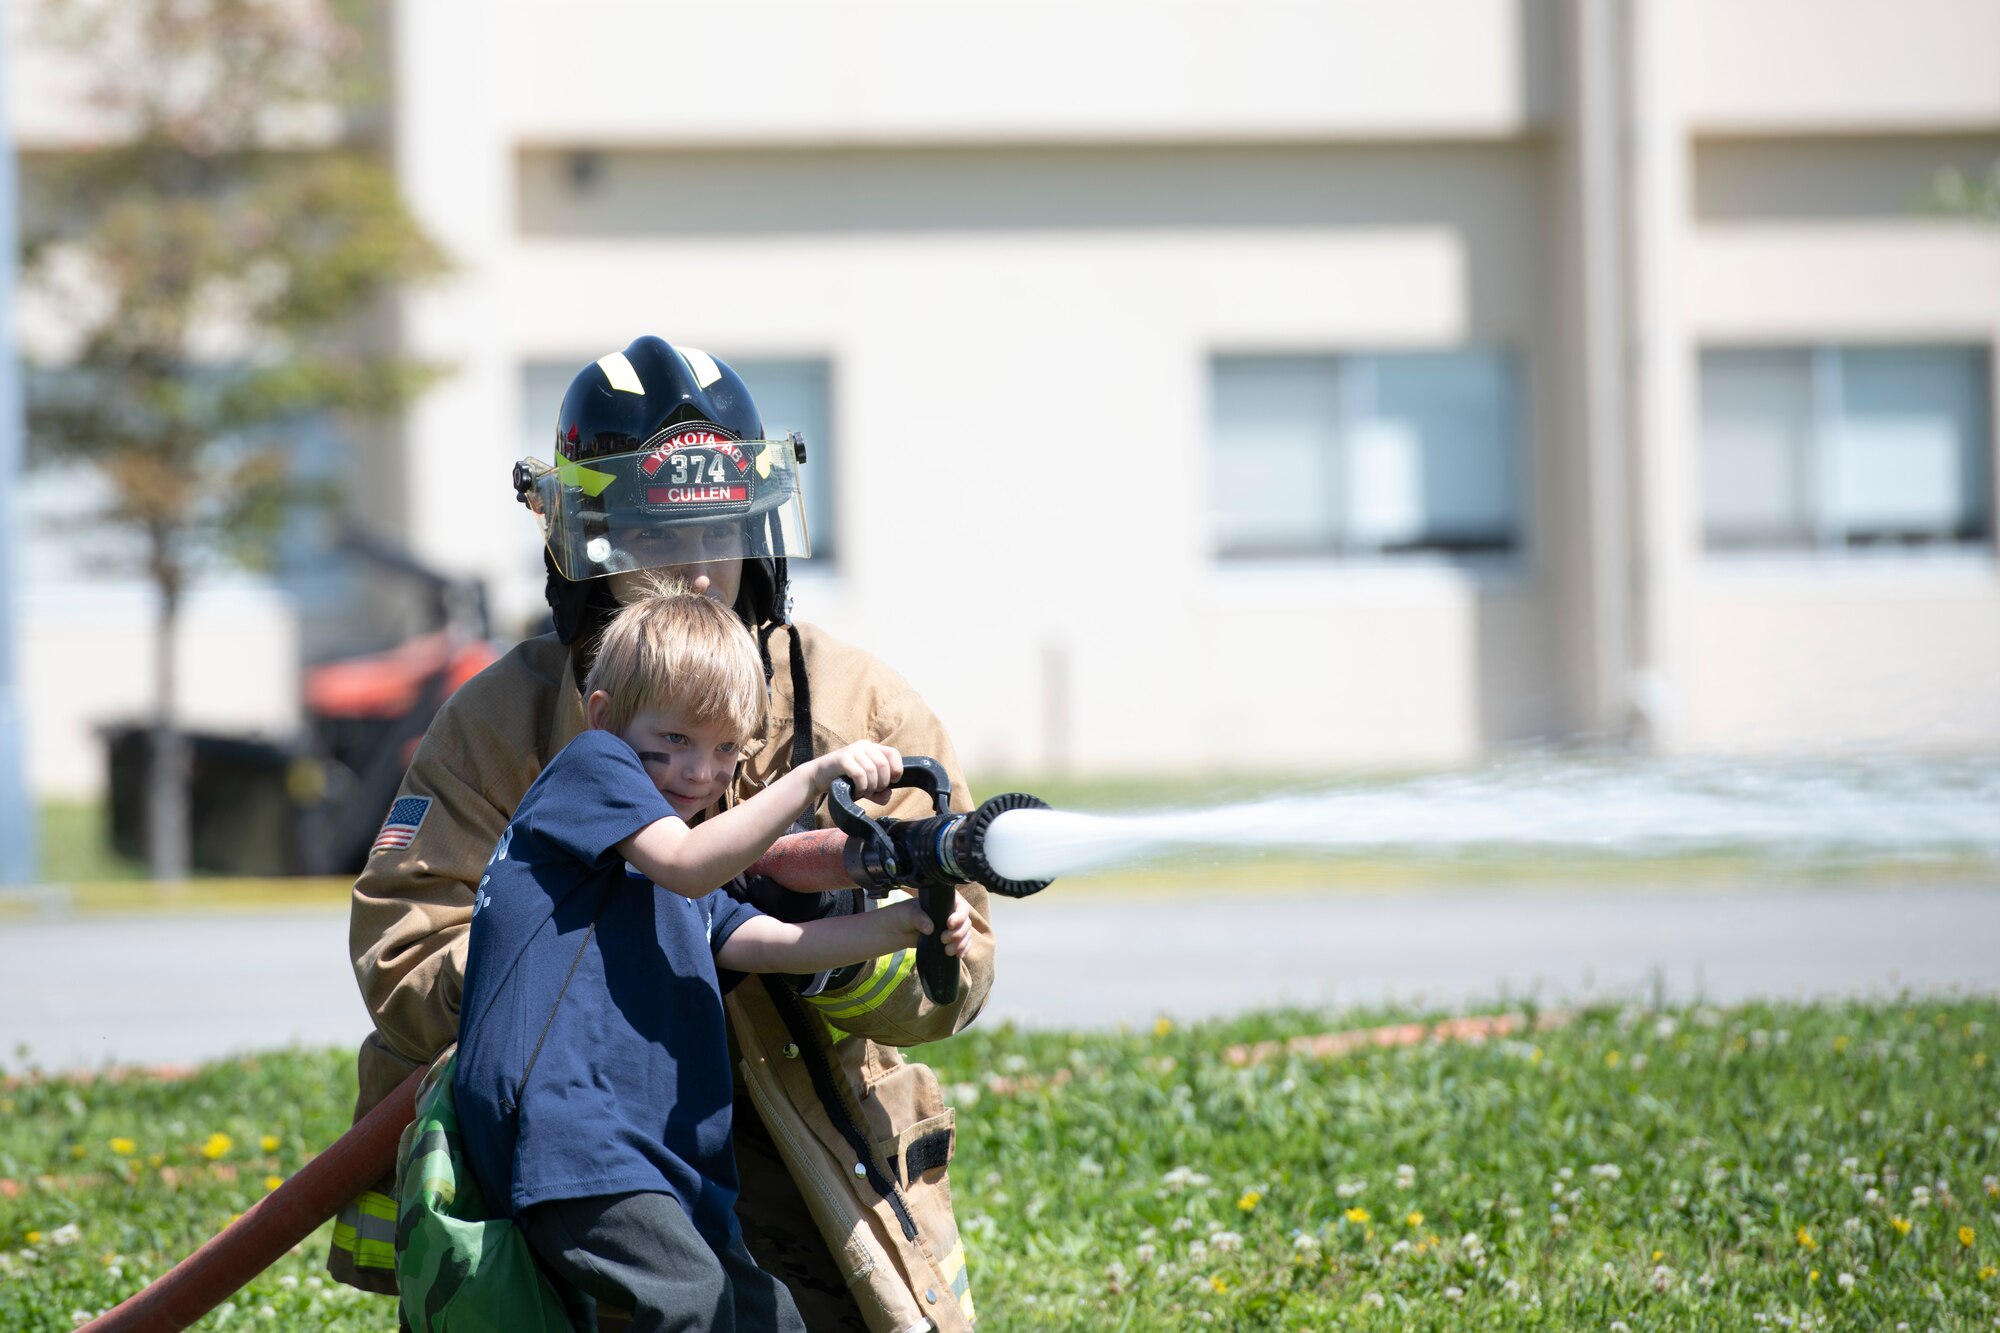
[599,699,743,821]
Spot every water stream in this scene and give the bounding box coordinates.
[981,754,2000,882]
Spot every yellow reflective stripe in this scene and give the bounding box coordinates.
[939,1244,965,1281]
[331,1192,398,1270]
[808,948,913,1021]
[596,351,646,394]
[330,1220,396,1271]
[554,450,616,497]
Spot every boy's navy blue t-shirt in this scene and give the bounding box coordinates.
[453,728,762,1244]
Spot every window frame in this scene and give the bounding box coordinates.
[1206,347,1527,565]
[1697,341,1996,559]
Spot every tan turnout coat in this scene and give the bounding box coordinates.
[334,625,991,1330]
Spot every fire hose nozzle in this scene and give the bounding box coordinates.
[823,758,1052,1005]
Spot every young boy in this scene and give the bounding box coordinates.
[451,588,972,1333]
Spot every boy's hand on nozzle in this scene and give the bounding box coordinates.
[811,741,903,803]
[907,890,973,957]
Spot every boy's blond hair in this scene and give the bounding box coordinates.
[582,577,768,739]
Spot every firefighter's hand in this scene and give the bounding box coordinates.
[810,740,903,803]
[914,890,974,958]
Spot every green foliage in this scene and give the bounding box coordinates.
[20,0,445,596]
[1932,161,2000,223]
[3,999,1996,1328]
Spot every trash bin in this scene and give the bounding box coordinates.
[104,726,317,877]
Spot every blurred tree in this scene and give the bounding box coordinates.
[1932,161,2000,222]
[19,0,446,880]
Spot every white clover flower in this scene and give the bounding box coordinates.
[1843,1217,1861,1234]
[1837,1272,1854,1291]
[1187,1240,1207,1262]
[277,1275,298,1290]
[1651,1265,1674,1292]
[1864,1188,1882,1205]
[1171,1216,1192,1232]
[1212,1231,1242,1253]
[1611,1322,1630,1333]
[1654,1017,1677,1040]
[1504,1277,1522,1298]
[1078,1157,1103,1177]
[1590,1163,1622,1183]
[1291,1233,1318,1253]
[1558,1166,1575,1181]
[1602,1262,1617,1278]
[1136,1243,1156,1264]
[1391,1239,1412,1255]
[69,1313,92,1329]
[257,1306,276,1319]
[1772,1183,1789,1198]
[1552,1211,1570,1229]
[1104,1260,1129,1287]
[50,1224,81,1247]
[1337,1179,1367,1199]
[1841,1156,1860,1172]
[1362,1292,1386,1309]
[1444,1285,1464,1302]
[1396,1164,1417,1190]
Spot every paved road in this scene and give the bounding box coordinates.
[3,880,1996,1072]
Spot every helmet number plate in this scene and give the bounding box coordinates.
[640,445,752,510]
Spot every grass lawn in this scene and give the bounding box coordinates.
[4,997,1997,1330]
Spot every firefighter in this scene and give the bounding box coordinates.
[332,336,990,1331]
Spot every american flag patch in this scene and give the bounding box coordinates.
[371,796,431,854]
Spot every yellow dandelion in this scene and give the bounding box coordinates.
[1807,1269,1819,1283]
[264,1175,284,1192]
[1530,1046,1543,1065]
[1236,1190,1261,1213]
[1979,1265,1997,1281]
[1345,1207,1371,1225]
[1796,1227,1816,1251]
[1605,1051,1621,1069]
[1153,1016,1173,1037]
[147,1154,164,1169]
[1652,1250,1664,1262]
[1959,1226,1976,1248]
[25,1229,42,1245]
[1832,1034,1849,1053]
[1892,1216,1912,1236]
[1407,1211,1424,1229]
[259,1135,280,1153]
[1989,1181,2000,1200]
[68,1145,85,1160]
[1209,1274,1229,1294]
[108,1138,135,1156]
[201,1133,233,1161]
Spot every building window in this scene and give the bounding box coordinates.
[1209,351,1522,560]
[1699,345,1993,553]
[521,355,836,564]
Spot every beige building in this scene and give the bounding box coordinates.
[9,0,2000,798]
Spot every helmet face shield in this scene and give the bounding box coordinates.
[519,430,812,580]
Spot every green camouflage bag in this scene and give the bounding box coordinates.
[393,1049,574,1333]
